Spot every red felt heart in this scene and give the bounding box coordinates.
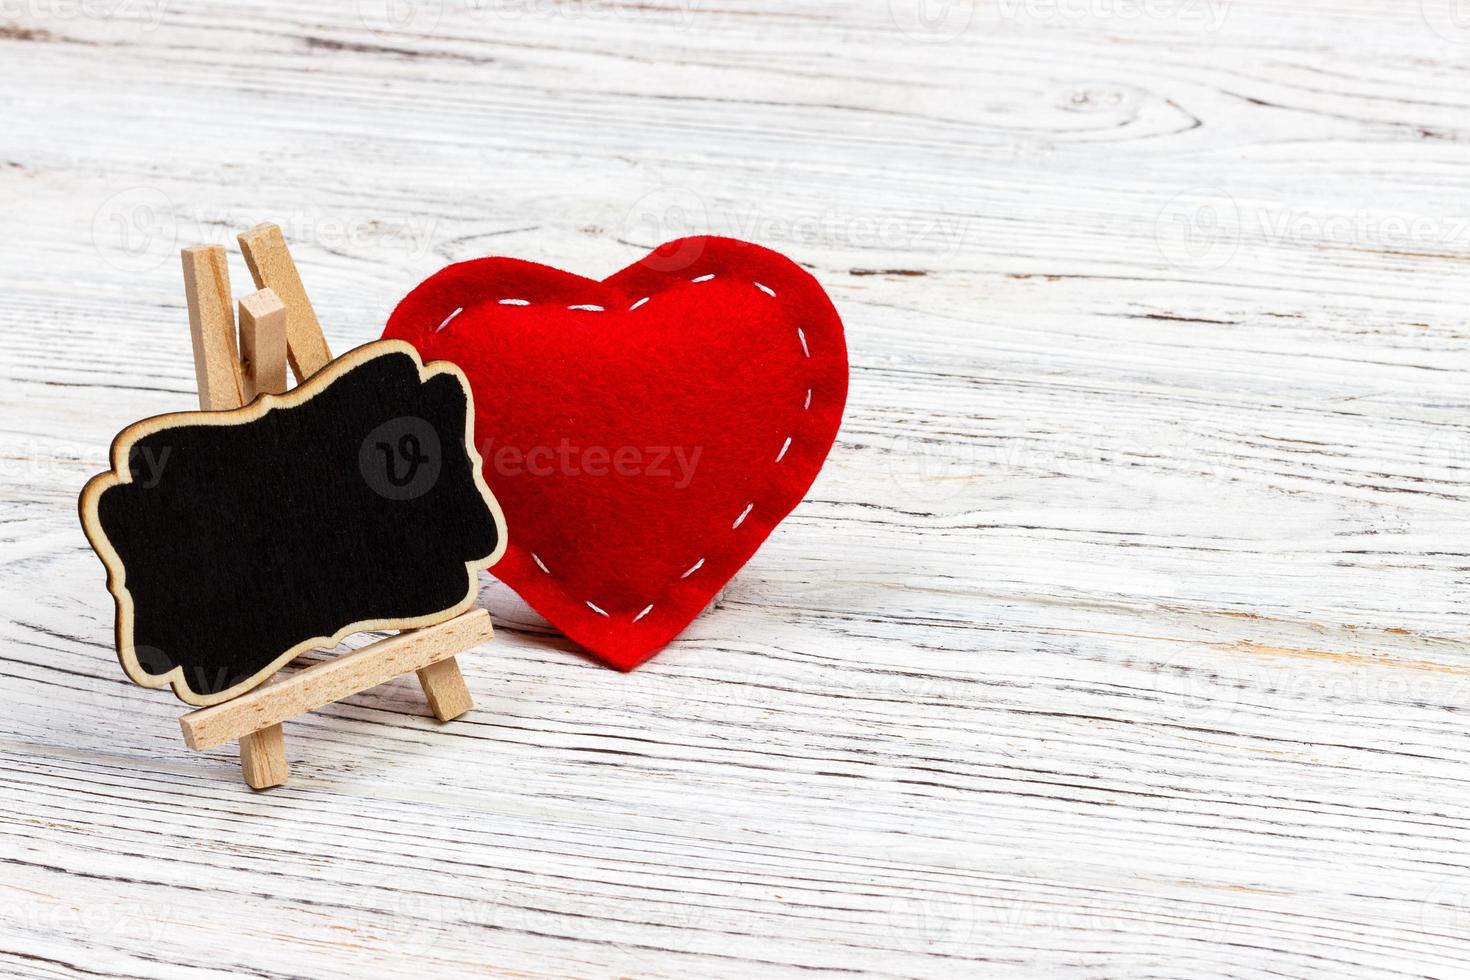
[382,237,847,669]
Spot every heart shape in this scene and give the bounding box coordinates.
[383,237,847,669]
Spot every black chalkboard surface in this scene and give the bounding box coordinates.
[79,340,507,707]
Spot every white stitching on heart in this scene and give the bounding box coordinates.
[436,307,464,332]
[484,273,817,625]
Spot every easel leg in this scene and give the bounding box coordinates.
[239,724,288,789]
[417,657,474,722]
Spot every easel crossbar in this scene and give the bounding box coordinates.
[179,609,492,750]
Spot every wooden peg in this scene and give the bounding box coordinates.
[238,288,288,401]
[238,723,288,790]
[238,223,333,383]
[417,657,474,721]
[181,246,243,411]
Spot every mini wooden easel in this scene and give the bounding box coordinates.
[174,223,492,790]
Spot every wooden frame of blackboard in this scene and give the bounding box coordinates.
[159,223,493,789]
[78,338,503,707]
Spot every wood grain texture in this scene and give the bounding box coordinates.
[3,0,1469,977]
[237,287,287,401]
[180,245,242,411]
[237,722,287,790]
[239,222,335,383]
[416,655,474,722]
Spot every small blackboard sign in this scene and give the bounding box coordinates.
[80,340,507,707]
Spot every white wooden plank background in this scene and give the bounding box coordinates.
[2,0,1469,976]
